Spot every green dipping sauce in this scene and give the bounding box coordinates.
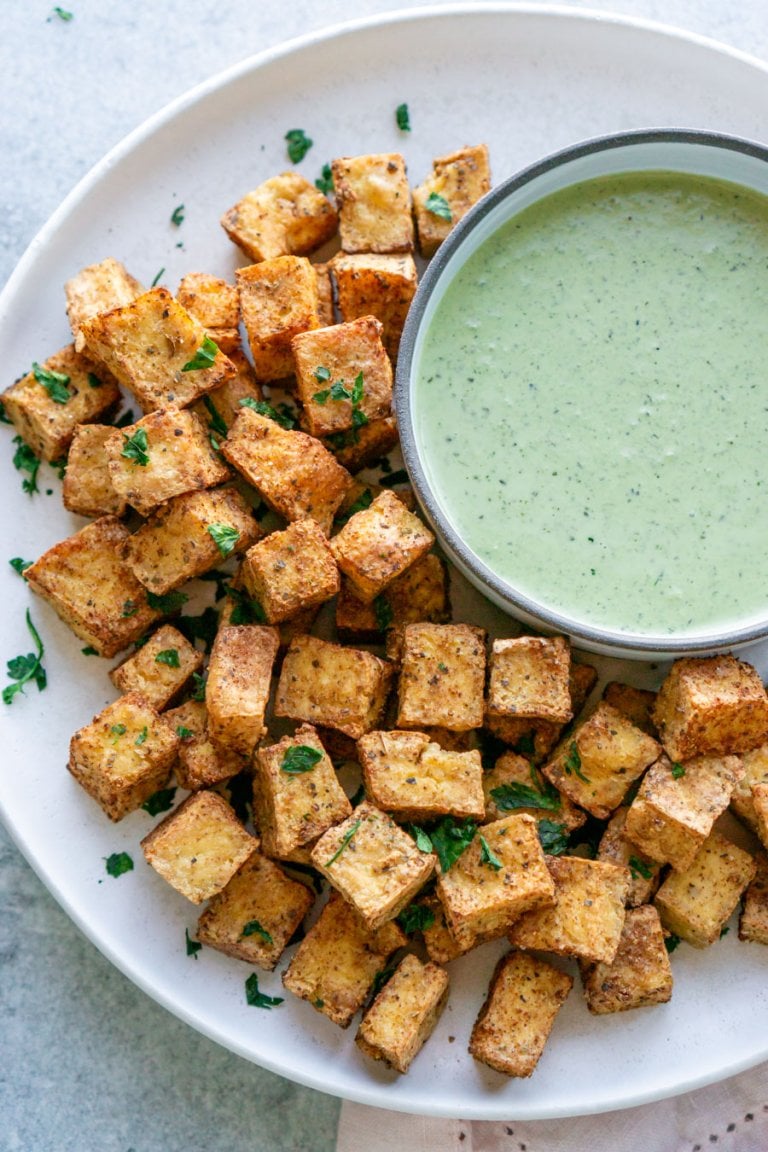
[413,170,768,638]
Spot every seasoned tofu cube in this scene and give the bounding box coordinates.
[68,691,179,821]
[624,753,744,872]
[323,414,400,473]
[509,855,630,963]
[293,316,392,438]
[109,624,203,710]
[602,681,658,736]
[206,625,280,755]
[469,951,572,1078]
[62,423,127,518]
[580,904,673,1015]
[2,344,121,462]
[484,661,598,760]
[24,516,162,657]
[654,829,756,947]
[542,701,660,820]
[356,954,449,1074]
[597,806,662,906]
[222,407,353,534]
[311,802,436,930]
[161,700,245,791]
[275,634,393,740]
[253,725,352,859]
[336,551,449,642]
[739,851,768,945]
[652,654,768,762]
[141,790,257,904]
[282,890,406,1027]
[330,491,434,605]
[240,518,340,624]
[332,153,414,254]
[65,257,144,353]
[330,252,417,362]
[221,172,338,263]
[117,486,261,593]
[192,362,264,435]
[397,622,486,732]
[486,635,572,725]
[413,145,491,257]
[237,257,321,382]
[420,893,481,964]
[314,263,335,327]
[176,272,240,335]
[80,287,236,413]
[196,848,313,970]
[482,751,587,833]
[752,782,768,849]
[357,729,484,822]
[730,742,768,833]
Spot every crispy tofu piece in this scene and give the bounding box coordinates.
[109,624,203,710]
[624,753,744,872]
[117,486,261,593]
[68,691,179,821]
[2,344,121,462]
[336,552,449,642]
[469,951,572,1078]
[542,701,661,820]
[731,742,768,833]
[602,682,658,737]
[176,272,240,333]
[65,257,144,353]
[196,848,313,970]
[275,634,393,740]
[161,700,245,790]
[192,361,264,435]
[80,287,235,413]
[739,851,768,945]
[311,802,436,930]
[293,316,393,437]
[753,782,768,850]
[141,790,257,904]
[221,172,338,263]
[482,751,587,833]
[330,252,417,362]
[654,829,756,947]
[652,654,768,762]
[253,725,352,859]
[222,407,353,534]
[323,414,400,473]
[509,855,630,963]
[580,904,672,1015]
[24,516,162,657]
[62,423,127,518]
[413,145,491,257]
[332,153,414,255]
[237,257,321,382]
[358,729,484,822]
[240,518,340,624]
[206,625,280,755]
[484,661,598,760]
[397,622,486,732]
[597,806,663,906]
[486,635,572,725]
[420,893,482,963]
[314,263,335,327]
[282,890,406,1027]
[356,954,449,1074]
[331,491,434,605]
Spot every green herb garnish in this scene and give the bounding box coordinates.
[88,372,102,388]
[408,824,434,854]
[9,557,31,576]
[0,400,10,424]
[142,787,177,816]
[121,599,138,618]
[537,819,569,856]
[181,334,219,372]
[121,427,149,466]
[720,925,730,938]
[315,163,334,194]
[155,648,181,668]
[202,394,228,439]
[429,817,477,872]
[373,595,393,631]
[105,852,133,878]
[490,767,561,813]
[397,903,435,935]
[81,646,98,656]
[175,607,219,653]
[395,103,411,131]
[151,268,165,287]
[226,586,266,626]
[239,396,296,430]
[186,928,202,958]
[324,819,362,867]
[12,437,41,495]
[564,741,590,783]
[665,933,681,954]
[628,855,653,881]
[109,723,127,744]
[424,192,452,221]
[335,487,373,527]
[197,570,231,601]
[191,672,207,701]
[377,468,409,489]
[146,589,189,613]
[245,972,284,1009]
[3,610,47,705]
[242,920,274,944]
[478,834,503,871]
[207,522,239,558]
[371,963,397,998]
[113,407,136,429]
[176,726,193,740]
[135,726,148,746]
[32,361,72,404]
[281,745,323,775]
[171,204,185,226]
[671,761,685,779]
[285,128,312,164]
[51,6,74,20]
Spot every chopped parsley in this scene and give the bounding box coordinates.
[397,903,435,935]
[174,607,219,652]
[373,595,394,631]
[182,335,219,372]
[537,819,569,856]
[628,855,653,881]
[429,817,477,872]
[191,672,207,701]
[155,648,181,668]
[186,928,202,958]
[242,920,273,944]
[324,818,362,867]
[335,487,373,527]
[146,588,189,613]
[378,468,409,488]
[313,365,331,384]
[245,972,284,1009]
[226,586,266,626]
[135,726,149,746]
[3,610,47,705]
[371,963,398,998]
[408,824,435,854]
[490,766,561,813]
[665,933,681,954]
[281,745,323,775]
[202,395,228,440]
[285,128,313,164]
[239,396,296,430]
[142,787,177,815]
[349,782,366,807]
[12,437,41,495]
[121,427,149,466]
[564,741,590,783]
[105,852,133,878]
[207,521,240,558]
[0,400,10,424]
[720,925,730,939]
[51,6,74,19]
[671,761,686,779]
[315,163,334,194]
[197,570,231,601]
[81,646,98,656]
[9,557,31,576]
[176,725,194,740]
[121,599,139,618]
[478,834,503,871]
[109,723,127,744]
[395,102,411,132]
[171,204,185,226]
[33,361,71,404]
[150,268,165,288]
[425,192,453,221]
[113,407,136,429]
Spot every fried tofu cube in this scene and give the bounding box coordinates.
[654,829,756,947]
[332,153,414,254]
[597,806,662,906]
[752,782,768,849]
[65,257,144,353]
[117,486,261,593]
[730,742,768,833]
[2,344,121,462]
[109,624,203,710]
[80,287,236,413]
[161,700,245,790]
[739,851,768,945]
[24,516,162,657]
[331,491,434,606]
[330,252,417,362]
[141,790,257,904]
[323,414,400,473]
[397,623,486,732]
[176,272,240,334]
[237,257,321,382]
[484,661,598,760]
[652,654,768,762]
[311,802,436,930]
[486,635,572,725]
[293,316,393,437]
[282,890,406,1027]
[192,362,264,435]
[420,893,481,963]
[542,701,661,820]
[62,423,127,518]
[275,634,393,740]
[196,848,313,970]
[356,954,448,1074]
[239,518,340,624]
[579,904,673,1015]
[68,691,179,821]
[624,753,744,872]
[358,729,484,822]
[469,951,572,1078]
[222,407,352,534]
[221,172,338,263]
[413,145,491,257]
[206,625,280,755]
[336,551,449,642]
[314,262,335,326]
[482,751,587,833]
[602,682,658,736]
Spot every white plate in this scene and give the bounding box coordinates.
[4,3,768,1121]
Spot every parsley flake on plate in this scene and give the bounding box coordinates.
[397,903,435,935]
[185,928,202,958]
[395,102,411,131]
[245,972,283,1009]
[3,610,47,706]
[315,163,334,194]
[105,852,133,878]
[12,437,41,495]
[285,128,313,164]
[142,787,177,816]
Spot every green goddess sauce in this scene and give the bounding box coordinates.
[413,170,768,637]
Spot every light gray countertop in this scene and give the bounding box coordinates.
[3,2,768,1150]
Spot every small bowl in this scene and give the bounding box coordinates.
[396,129,768,659]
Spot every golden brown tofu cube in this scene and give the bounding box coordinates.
[597,805,663,906]
[68,691,179,821]
[602,682,658,736]
[117,486,261,594]
[109,624,203,710]
[469,950,572,1078]
[330,252,417,362]
[314,262,335,327]
[487,635,572,725]
[275,635,393,740]
[80,287,235,413]
[420,893,481,963]
[332,153,414,255]
[356,954,449,1074]
[237,257,321,382]
[196,848,313,970]
[142,790,257,904]
[222,406,353,534]
[653,654,768,762]
[358,729,484,822]
[752,782,768,849]
[330,491,434,605]
[62,423,127,518]
[484,660,599,760]
[580,904,673,1015]
[221,172,338,263]
[336,551,449,642]
[192,361,264,436]
[624,753,744,872]
[397,623,486,732]
[293,316,392,438]
[311,802,436,930]
[413,145,491,257]
[482,751,587,833]
[176,272,240,333]
[161,700,245,791]
[282,890,406,1027]
[25,516,162,657]
[240,518,340,624]
[323,415,400,474]
[206,625,280,755]
[731,742,768,833]
[654,829,756,947]
[2,344,121,462]
[65,257,144,353]
[542,701,661,820]
[739,851,768,945]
